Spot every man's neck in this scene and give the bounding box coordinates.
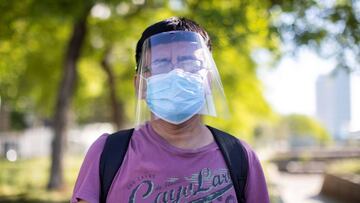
[149,115,214,149]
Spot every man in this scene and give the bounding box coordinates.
[72,17,269,203]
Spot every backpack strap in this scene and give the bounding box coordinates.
[99,128,134,203]
[207,125,249,203]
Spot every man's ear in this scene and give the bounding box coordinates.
[134,74,147,99]
[134,74,138,88]
[134,74,139,96]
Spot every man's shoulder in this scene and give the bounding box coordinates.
[85,133,109,156]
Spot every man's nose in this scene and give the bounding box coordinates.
[171,56,177,66]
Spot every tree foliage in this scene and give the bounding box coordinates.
[270,0,360,72]
[278,114,331,145]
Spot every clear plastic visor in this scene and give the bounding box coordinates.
[135,31,229,127]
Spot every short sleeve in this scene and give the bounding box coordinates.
[240,140,270,203]
[71,134,108,203]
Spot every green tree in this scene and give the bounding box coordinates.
[278,114,331,145]
[270,0,360,72]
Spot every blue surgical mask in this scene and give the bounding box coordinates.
[145,69,205,124]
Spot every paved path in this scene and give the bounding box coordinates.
[275,173,343,203]
[266,163,344,203]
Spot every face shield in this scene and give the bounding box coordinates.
[135,31,229,128]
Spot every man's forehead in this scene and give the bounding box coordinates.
[151,41,204,59]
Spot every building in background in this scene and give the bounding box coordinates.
[316,68,351,140]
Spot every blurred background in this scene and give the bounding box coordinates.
[0,0,359,202]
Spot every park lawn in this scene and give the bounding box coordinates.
[326,158,360,175]
[0,155,83,203]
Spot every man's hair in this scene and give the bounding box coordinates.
[135,17,212,70]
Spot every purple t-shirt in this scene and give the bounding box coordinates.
[71,122,269,203]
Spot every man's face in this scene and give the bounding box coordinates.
[135,41,210,98]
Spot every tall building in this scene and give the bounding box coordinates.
[316,68,351,140]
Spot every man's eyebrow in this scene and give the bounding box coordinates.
[177,55,197,61]
[152,58,170,63]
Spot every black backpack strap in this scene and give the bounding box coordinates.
[99,128,134,203]
[207,126,249,203]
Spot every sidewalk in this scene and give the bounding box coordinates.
[266,163,344,203]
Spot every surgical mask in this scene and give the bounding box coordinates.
[145,69,206,124]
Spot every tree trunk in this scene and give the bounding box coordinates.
[101,46,124,130]
[47,12,89,190]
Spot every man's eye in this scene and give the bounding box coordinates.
[180,61,203,73]
[181,60,202,67]
[153,61,170,68]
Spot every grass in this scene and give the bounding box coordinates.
[0,155,83,203]
[326,159,360,175]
